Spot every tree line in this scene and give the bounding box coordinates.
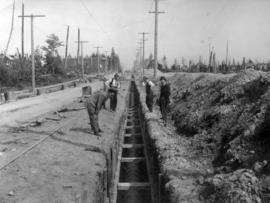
[134,53,270,74]
[0,34,122,91]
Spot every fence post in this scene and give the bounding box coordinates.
[4,91,16,101]
[0,93,5,104]
[82,86,92,96]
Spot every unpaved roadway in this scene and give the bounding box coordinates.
[0,75,128,203]
[0,75,113,128]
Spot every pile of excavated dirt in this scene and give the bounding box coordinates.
[168,69,270,202]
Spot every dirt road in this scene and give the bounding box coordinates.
[0,76,129,203]
[0,75,113,129]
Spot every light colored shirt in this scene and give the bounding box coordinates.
[105,78,120,89]
[142,80,155,87]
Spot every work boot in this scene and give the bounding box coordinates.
[94,132,101,136]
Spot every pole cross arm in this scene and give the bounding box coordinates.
[18,15,46,18]
[148,11,165,14]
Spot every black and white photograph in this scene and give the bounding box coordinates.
[0,0,270,202]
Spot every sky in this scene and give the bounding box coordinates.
[1,0,270,69]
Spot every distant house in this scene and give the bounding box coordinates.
[0,54,16,66]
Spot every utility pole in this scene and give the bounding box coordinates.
[21,3,24,61]
[213,53,216,73]
[77,28,80,70]
[209,44,211,58]
[137,41,143,76]
[94,46,102,74]
[149,0,165,79]
[18,14,45,92]
[139,32,149,77]
[104,51,108,73]
[75,41,89,79]
[64,25,69,70]
[226,40,229,66]
[137,46,142,76]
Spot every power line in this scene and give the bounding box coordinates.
[79,0,114,45]
[4,0,15,56]
[118,17,150,30]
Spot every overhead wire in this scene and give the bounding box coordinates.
[4,0,16,56]
[78,0,114,46]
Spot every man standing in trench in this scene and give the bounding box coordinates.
[85,89,114,136]
[105,73,121,111]
[159,76,171,126]
[142,76,155,112]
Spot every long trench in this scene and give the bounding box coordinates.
[115,81,154,203]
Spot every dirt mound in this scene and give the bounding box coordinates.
[203,169,261,202]
[170,69,270,202]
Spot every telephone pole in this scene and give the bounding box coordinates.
[75,41,89,79]
[149,0,165,79]
[21,3,24,60]
[139,32,149,77]
[18,13,45,92]
[64,25,69,70]
[137,46,142,76]
[94,46,102,74]
[226,40,229,66]
[77,28,80,70]
[104,51,108,73]
[138,41,143,75]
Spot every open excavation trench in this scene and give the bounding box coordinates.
[111,81,161,203]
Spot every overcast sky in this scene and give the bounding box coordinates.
[1,0,270,68]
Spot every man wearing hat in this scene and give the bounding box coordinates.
[105,73,121,111]
[159,76,171,125]
[85,89,115,136]
[142,76,155,112]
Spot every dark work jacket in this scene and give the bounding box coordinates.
[160,83,171,102]
[85,92,108,114]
